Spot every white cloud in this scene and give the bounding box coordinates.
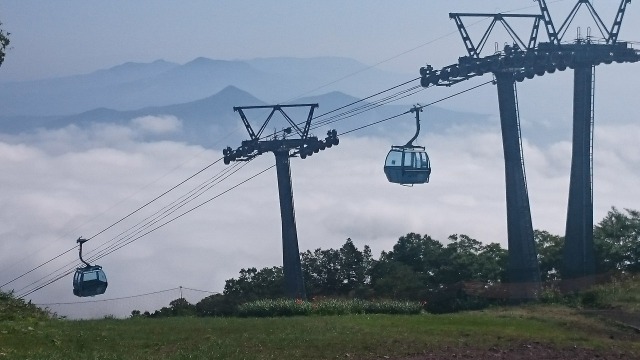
[1,119,640,318]
[131,115,183,135]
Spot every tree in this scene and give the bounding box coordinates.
[439,234,484,284]
[370,261,425,300]
[301,248,340,296]
[169,297,196,316]
[0,22,9,68]
[594,207,640,273]
[535,230,563,281]
[338,239,372,295]
[475,242,508,283]
[223,266,284,302]
[301,238,373,297]
[381,232,444,285]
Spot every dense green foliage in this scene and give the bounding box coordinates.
[2,304,639,359]
[2,207,640,358]
[0,290,51,321]
[594,207,640,273]
[129,207,640,317]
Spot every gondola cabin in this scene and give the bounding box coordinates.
[73,265,108,297]
[384,146,431,185]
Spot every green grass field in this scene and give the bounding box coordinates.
[1,304,639,359]
[2,276,640,359]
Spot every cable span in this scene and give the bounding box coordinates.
[17,163,275,299]
[339,80,494,136]
[0,157,225,290]
[310,85,423,130]
[14,161,248,298]
[84,162,247,264]
[311,78,420,121]
[181,286,220,294]
[15,80,493,299]
[310,86,426,131]
[13,162,250,297]
[13,78,493,299]
[34,286,220,306]
[35,287,181,306]
[86,157,225,242]
[10,13,501,298]
[5,78,424,295]
[257,77,421,142]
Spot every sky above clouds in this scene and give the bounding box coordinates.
[2,0,640,81]
[1,1,640,318]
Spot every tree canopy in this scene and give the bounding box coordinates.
[0,22,9,68]
[133,207,640,317]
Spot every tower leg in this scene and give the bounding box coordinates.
[495,72,541,299]
[563,65,595,288]
[274,150,306,299]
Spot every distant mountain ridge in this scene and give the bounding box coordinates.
[0,56,414,117]
[0,56,500,148]
[0,84,492,147]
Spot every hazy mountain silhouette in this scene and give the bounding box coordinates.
[0,83,493,148]
[0,57,414,117]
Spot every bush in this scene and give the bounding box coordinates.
[365,300,422,315]
[196,294,239,317]
[0,290,52,321]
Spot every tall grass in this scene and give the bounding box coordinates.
[2,307,638,360]
[537,273,640,310]
[238,298,422,317]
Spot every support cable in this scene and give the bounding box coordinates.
[310,85,424,130]
[35,286,219,306]
[35,287,181,306]
[1,157,224,290]
[16,80,491,299]
[4,0,569,293]
[14,161,248,297]
[17,163,275,299]
[339,80,493,136]
[9,9,512,297]
[85,162,247,264]
[11,74,492,300]
[259,78,421,142]
[7,79,423,294]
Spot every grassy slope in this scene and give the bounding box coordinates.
[1,305,638,360]
[2,277,639,359]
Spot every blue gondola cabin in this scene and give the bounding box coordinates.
[384,146,431,185]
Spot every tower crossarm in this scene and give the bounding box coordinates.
[535,0,561,45]
[223,104,338,165]
[609,0,632,44]
[233,104,319,141]
[449,13,545,58]
[450,14,479,58]
[557,0,613,42]
[420,41,640,88]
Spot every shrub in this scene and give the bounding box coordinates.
[0,290,52,321]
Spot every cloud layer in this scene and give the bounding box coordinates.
[1,114,639,318]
